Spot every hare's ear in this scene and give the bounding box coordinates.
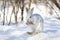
[26,7,29,13]
[31,8,34,14]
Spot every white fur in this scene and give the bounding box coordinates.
[26,8,43,34]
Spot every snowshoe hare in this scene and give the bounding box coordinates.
[26,8,43,35]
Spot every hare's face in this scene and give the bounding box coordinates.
[26,8,34,25]
[26,8,34,18]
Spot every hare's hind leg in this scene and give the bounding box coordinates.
[35,19,43,33]
[40,20,43,32]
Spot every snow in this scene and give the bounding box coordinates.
[0,2,60,40]
[27,33,48,40]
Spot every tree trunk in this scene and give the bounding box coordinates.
[51,0,60,9]
[8,0,14,25]
[6,0,9,24]
[9,0,19,25]
[21,0,24,21]
[8,6,14,25]
[21,6,24,21]
[3,0,6,25]
[15,6,19,26]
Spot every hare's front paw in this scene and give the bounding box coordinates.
[27,31,39,35]
[27,32,33,35]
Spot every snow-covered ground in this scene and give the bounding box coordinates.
[0,3,60,40]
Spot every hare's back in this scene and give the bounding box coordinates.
[32,14,43,20]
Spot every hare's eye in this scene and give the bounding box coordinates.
[30,16,31,18]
